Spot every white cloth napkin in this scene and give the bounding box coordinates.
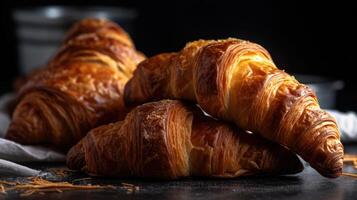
[0,94,65,177]
[327,110,357,142]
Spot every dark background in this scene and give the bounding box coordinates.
[1,0,356,110]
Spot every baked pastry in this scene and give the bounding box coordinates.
[124,39,343,178]
[67,100,303,179]
[6,19,145,151]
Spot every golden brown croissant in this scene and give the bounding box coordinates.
[6,19,145,151]
[124,39,343,178]
[67,100,303,179]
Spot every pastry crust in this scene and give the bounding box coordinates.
[6,19,145,151]
[124,38,343,178]
[67,100,303,179]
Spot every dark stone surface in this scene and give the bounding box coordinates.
[3,168,357,200]
[1,145,357,200]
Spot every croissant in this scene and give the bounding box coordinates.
[124,39,344,178]
[67,100,303,179]
[5,19,145,151]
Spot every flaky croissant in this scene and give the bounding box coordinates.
[6,19,145,151]
[124,39,343,178]
[67,100,303,179]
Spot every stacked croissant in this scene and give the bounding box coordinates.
[6,19,344,179]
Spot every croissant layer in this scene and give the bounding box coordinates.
[124,39,343,178]
[67,100,303,179]
[6,19,145,151]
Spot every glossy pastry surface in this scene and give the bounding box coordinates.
[124,39,343,178]
[67,100,303,179]
[6,19,145,151]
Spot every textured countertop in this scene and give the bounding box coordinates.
[1,145,357,200]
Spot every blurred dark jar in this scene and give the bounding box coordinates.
[13,6,137,74]
[295,74,344,109]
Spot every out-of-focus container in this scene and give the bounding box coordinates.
[294,74,344,109]
[13,6,137,74]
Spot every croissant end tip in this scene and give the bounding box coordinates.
[5,122,31,144]
[66,141,86,170]
[313,157,343,178]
